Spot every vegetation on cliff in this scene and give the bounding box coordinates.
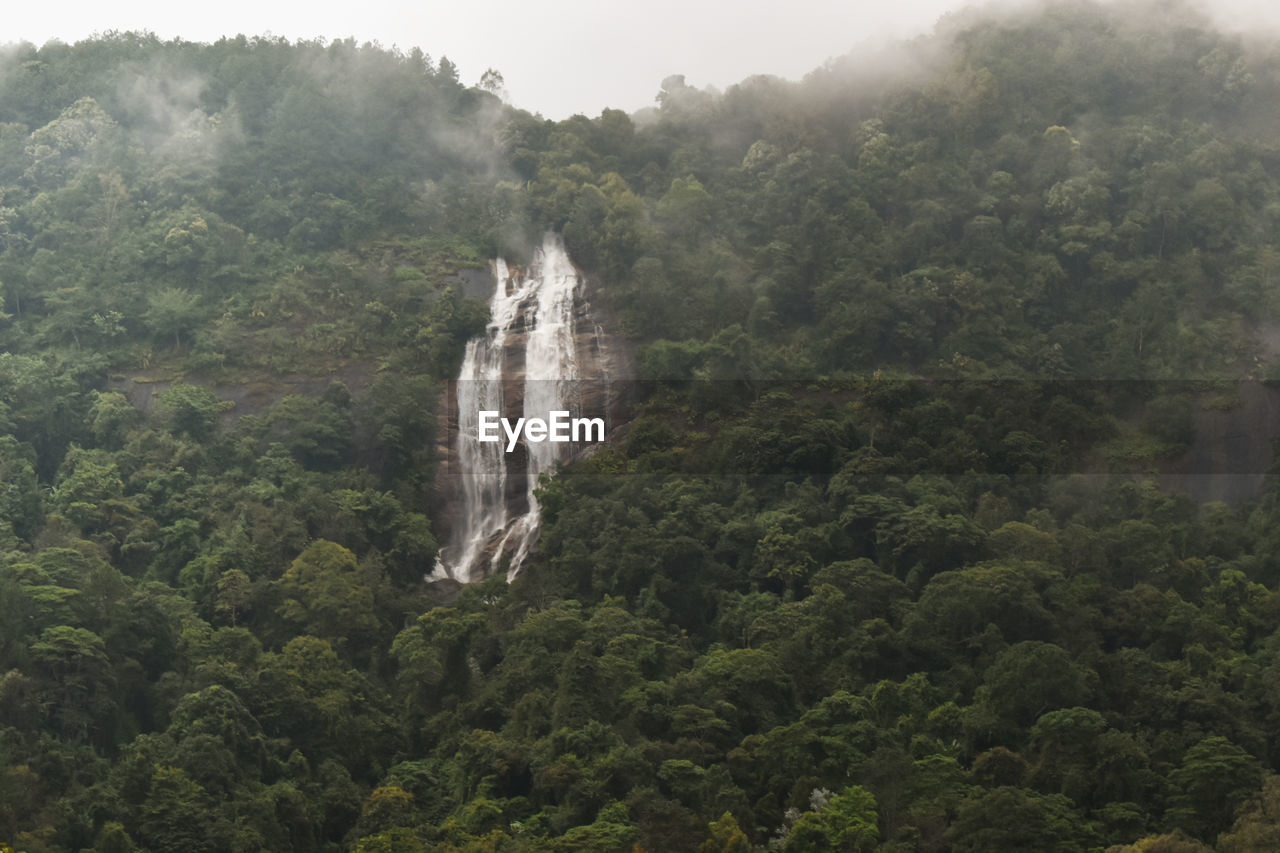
[6,2,1280,850]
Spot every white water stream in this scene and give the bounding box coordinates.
[436,234,584,582]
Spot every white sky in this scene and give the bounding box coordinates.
[2,0,1277,119]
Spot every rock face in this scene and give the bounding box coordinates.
[432,234,630,582]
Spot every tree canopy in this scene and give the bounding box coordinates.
[5,2,1280,850]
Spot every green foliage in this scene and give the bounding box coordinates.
[945,786,1098,851]
[277,540,379,650]
[3,6,1280,851]
[1219,774,1280,852]
[0,435,42,540]
[699,811,750,853]
[154,383,223,441]
[144,288,202,349]
[784,786,879,852]
[1167,736,1262,841]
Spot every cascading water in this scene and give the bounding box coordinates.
[436,233,587,582]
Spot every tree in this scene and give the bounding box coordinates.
[700,811,751,853]
[656,176,715,239]
[353,785,419,838]
[1106,831,1213,852]
[1167,736,1262,842]
[945,787,1095,852]
[87,390,141,449]
[138,765,220,853]
[30,625,117,744]
[50,445,122,530]
[144,287,202,349]
[277,540,379,651]
[0,436,42,540]
[266,393,353,468]
[1029,707,1151,808]
[784,786,879,852]
[966,643,1094,745]
[214,569,252,627]
[155,383,223,442]
[478,68,505,96]
[1219,774,1280,852]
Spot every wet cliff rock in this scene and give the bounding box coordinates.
[431,237,632,582]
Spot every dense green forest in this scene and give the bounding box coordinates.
[7,0,1280,850]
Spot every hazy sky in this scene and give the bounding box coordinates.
[3,0,1277,119]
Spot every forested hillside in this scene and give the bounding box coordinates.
[6,1,1280,850]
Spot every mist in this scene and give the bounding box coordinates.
[2,0,1259,121]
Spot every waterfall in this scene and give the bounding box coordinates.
[436,233,586,583]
